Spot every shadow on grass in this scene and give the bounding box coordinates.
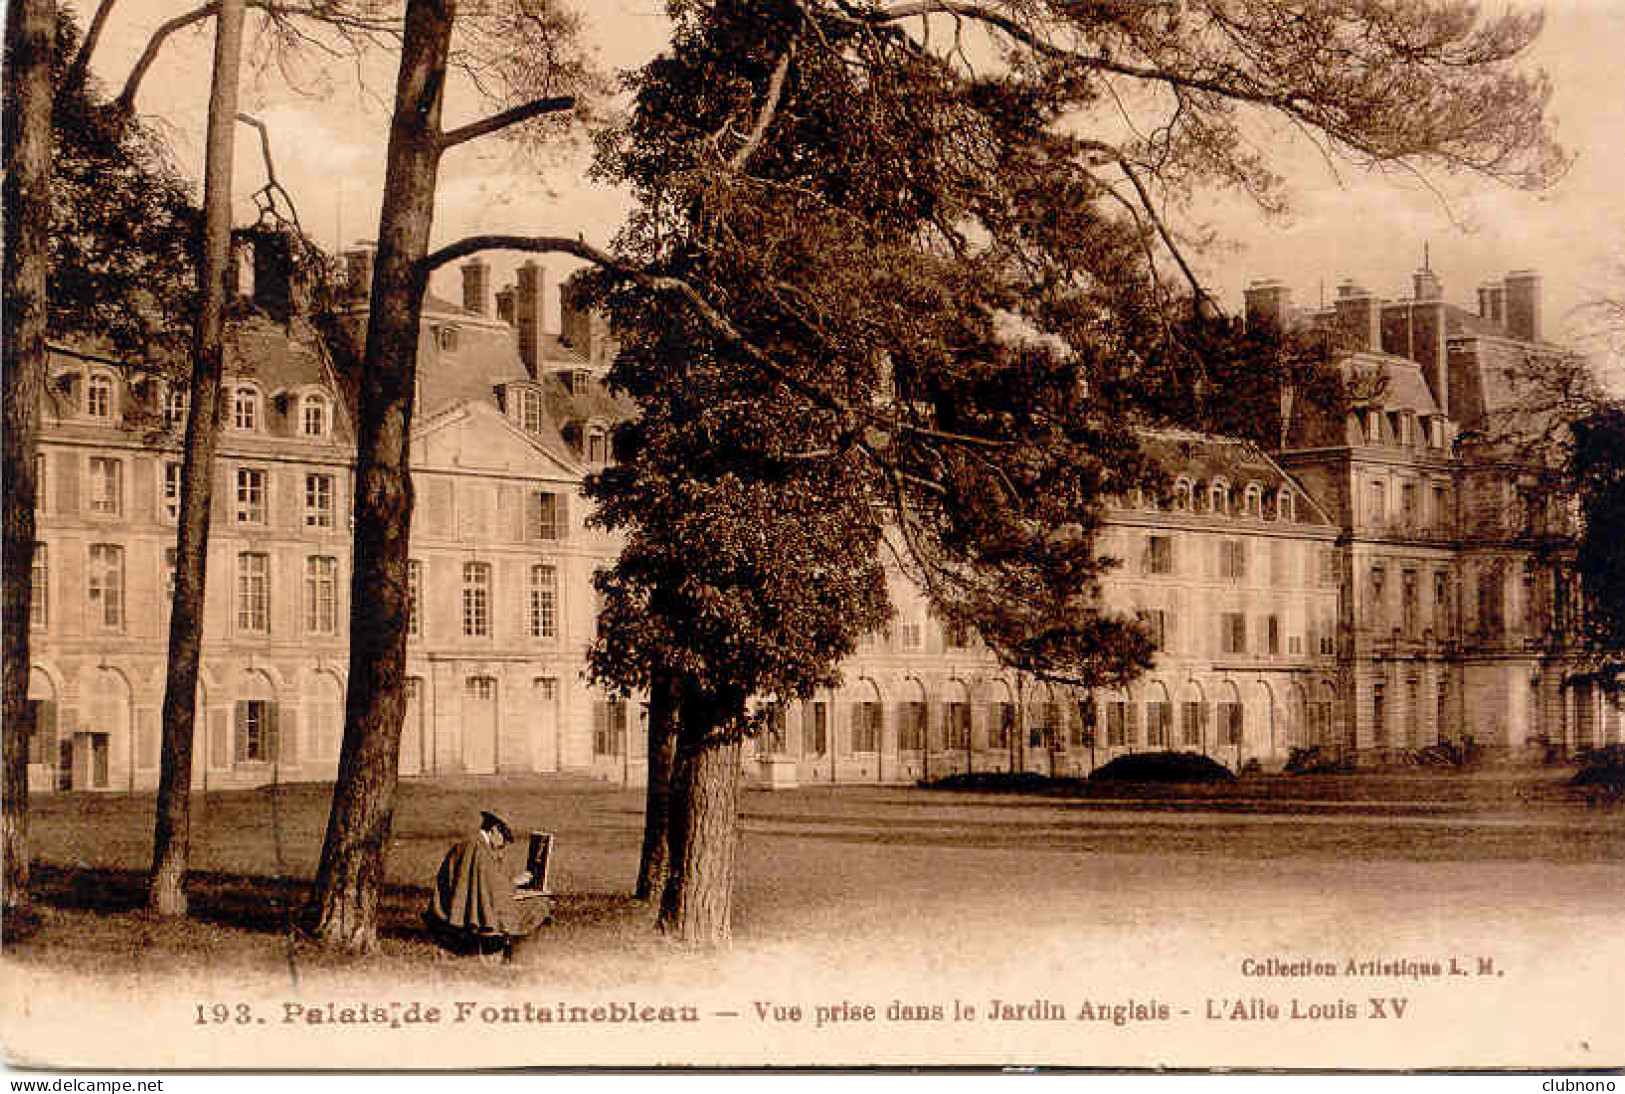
[20,863,647,951]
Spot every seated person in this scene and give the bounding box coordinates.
[424,810,552,958]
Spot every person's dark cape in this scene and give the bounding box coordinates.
[426,831,525,937]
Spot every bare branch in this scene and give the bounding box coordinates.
[438,94,575,151]
[236,112,277,187]
[63,0,121,93]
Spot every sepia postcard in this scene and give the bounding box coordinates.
[4,0,1624,1073]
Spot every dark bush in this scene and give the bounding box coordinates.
[1285,746,1353,775]
[1088,751,1235,783]
[1572,744,1625,803]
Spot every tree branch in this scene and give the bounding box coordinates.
[419,233,1013,453]
[63,0,121,94]
[438,95,575,151]
[725,44,793,174]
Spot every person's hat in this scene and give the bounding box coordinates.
[479,811,515,841]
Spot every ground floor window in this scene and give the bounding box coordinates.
[1181,701,1204,747]
[1217,701,1243,747]
[234,700,276,764]
[851,701,882,753]
[946,702,971,750]
[1106,701,1127,747]
[593,699,627,758]
[801,702,828,756]
[897,702,926,751]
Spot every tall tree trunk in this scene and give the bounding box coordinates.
[148,0,246,918]
[2,0,56,929]
[304,0,450,953]
[634,671,680,901]
[657,690,744,946]
[1,0,54,930]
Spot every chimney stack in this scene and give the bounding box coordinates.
[1504,269,1542,343]
[345,242,376,302]
[1244,279,1292,333]
[461,258,490,317]
[1412,265,1442,302]
[1333,281,1381,352]
[515,261,545,376]
[252,228,294,322]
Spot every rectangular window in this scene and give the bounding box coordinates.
[1136,608,1167,651]
[899,622,923,650]
[943,619,970,649]
[1106,702,1126,747]
[1266,615,1281,655]
[1218,702,1244,746]
[1403,570,1420,637]
[462,562,491,637]
[528,563,558,639]
[1369,480,1386,524]
[1220,540,1248,582]
[88,457,122,516]
[1069,699,1095,748]
[593,699,627,757]
[1181,701,1204,747]
[898,703,927,751]
[801,702,828,755]
[234,700,274,763]
[1145,701,1173,747]
[1369,566,1387,630]
[1145,535,1173,575]
[30,543,47,629]
[1434,572,1451,636]
[1372,683,1387,747]
[162,461,182,521]
[525,490,565,541]
[305,556,339,634]
[946,702,971,750]
[35,453,47,514]
[237,552,269,633]
[1319,547,1339,586]
[520,389,542,433]
[1401,482,1418,525]
[235,467,266,524]
[407,560,422,637]
[1433,484,1449,531]
[304,473,335,529]
[852,702,882,752]
[164,548,178,604]
[1220,612,1247,655]
[87,544,123,630]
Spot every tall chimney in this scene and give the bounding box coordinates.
[1412,265,1442,302]
[461,258,490,316]
[252,229,294,322]
[516,260,545,376]
[1244,279,1292,332]
[1504,270,1542,343]
[345,242,375,302]
[1333,281,1380,352]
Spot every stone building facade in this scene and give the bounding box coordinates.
[22,250,1617,793]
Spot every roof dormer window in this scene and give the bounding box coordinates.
[231,385,261,431]
[85,372,114,421]
[586,425,609,465]
[1172,479,1192,512]
[437,325,460,353]
[519,387,542,433]
[1243,483,1262,518]
[300,393,330,438]
[1210,480,1229,516]
[570,370,590,397]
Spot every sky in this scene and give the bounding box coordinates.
[76,0,1625,377]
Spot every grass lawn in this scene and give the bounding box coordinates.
[4,769,1623,1068]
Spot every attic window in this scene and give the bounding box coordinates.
[1243,484,1262,518]
[165,387,189,431]
[519,388,542,434]
[570,370,590,397]
[437,325,460,353]
[301,393,330,438]
[86,372,114,420]
[1172,479,1192,512]
[586,426,608,465]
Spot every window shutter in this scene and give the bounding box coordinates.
[1125,702,1139,745]
[233,703,247,763]
[280,706,299,765]
[56,450,79,513]
[525,491,543,541]
[209,709,228,768]
[214,463,232,526]
[554,492,570,539]
[267,703,283,765]
[132,457,155,522]
[31,700,57,764]
[592,700,607,750]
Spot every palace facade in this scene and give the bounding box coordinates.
[22,249,1615,793]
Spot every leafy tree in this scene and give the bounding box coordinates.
[564,0,1566,943]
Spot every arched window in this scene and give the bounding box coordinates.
[300,393,329,438]
[85,373,114,420]
[1278,488,1295,522]
[1210,480,1229,516]
[1172,479,1192,512]
[586,426,608,465]
[1243,483,1262,517]
[231,385,260,431]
